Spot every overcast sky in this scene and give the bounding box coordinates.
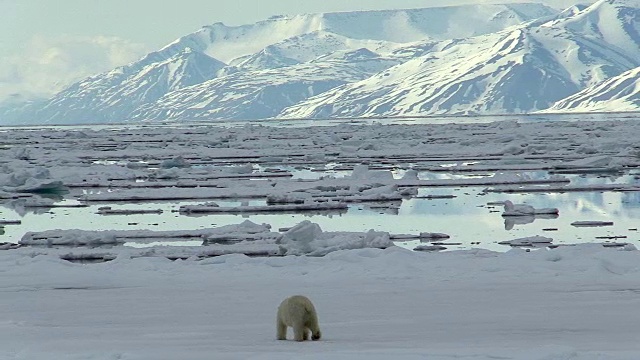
[1,0,585,101]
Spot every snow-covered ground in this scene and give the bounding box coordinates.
[1,117,640,359]
[2,244,640,359]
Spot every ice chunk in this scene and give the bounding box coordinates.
[160,156,191,168]
[0,167,66,194]
[556,156,615,169]
[414,244,447,252]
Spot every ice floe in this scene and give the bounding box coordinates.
[276,220,393,256]
[500,200,559,216]
[19,220,276,247]
[571,221,615,227]
[97,206,164,215]
[414,244,447,252]
[179,201,348,214]
[17,219,394,259]
[498,235,554,247]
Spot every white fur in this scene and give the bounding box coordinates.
[276,295,321,341]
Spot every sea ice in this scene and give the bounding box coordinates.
[498,235,554,246]
[501,200,559,216]
[571,221,615,227]
[277,220,393,256]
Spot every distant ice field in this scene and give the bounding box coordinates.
[2,111,639,131]
[1,114,639,255]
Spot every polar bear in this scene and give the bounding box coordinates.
[276,295,321,341]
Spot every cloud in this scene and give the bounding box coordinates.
[0,35,148,101]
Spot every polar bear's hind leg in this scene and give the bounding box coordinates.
[307,312,321,340]
[293,322,306,341]
[276,317,287,340]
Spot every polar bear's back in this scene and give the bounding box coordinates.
[277,295,318,326]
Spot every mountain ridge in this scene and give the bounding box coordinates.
[279,0,640,118]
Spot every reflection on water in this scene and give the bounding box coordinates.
[502,213,559,230]
[395,188,640,251]
[1,174,639,252]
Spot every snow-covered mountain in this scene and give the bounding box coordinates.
[25,48,226,125]
[0,95,47,125]
[280,0,640,118]
[129,49,400,121]
[545,66,640,112]
[3,1,640,125]
[0,3,560,125]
